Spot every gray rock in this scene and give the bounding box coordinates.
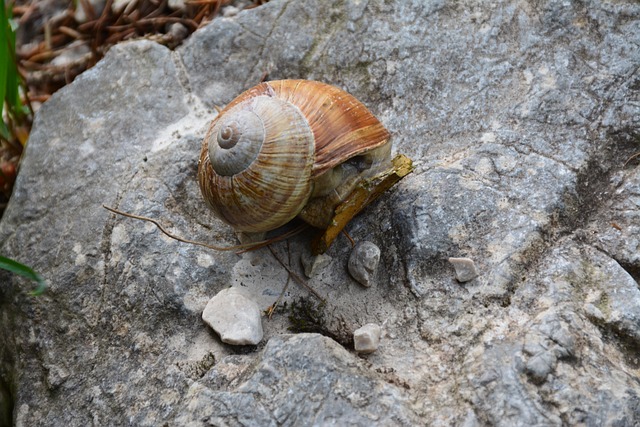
[74,0,105,23]
[222,5,241,17]
[1,0,640,425]
[111,0,133,13]
[448,257,479,282]
[202,287,263,345]
[348,241,381,287]
[353,323,382,353]
[168,0,185,10]
[50,42,91,67]
[174,334,421,425]
[300,252,332,278]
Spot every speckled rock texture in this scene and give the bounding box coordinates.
[1,0,639,425]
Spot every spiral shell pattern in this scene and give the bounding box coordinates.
[198,80,390,233]
[199,96,315,232]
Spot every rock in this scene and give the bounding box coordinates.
[348,241,381,287]
[1,0,640,425]
[222,5,241,17]
[202,287,263,345]
[74,0,106,23]
[168,0,186,11]
[300,252,332,278]
[164,23,189,48]
[111,0,133,13]
[353,323,382,353]
[448,257,479,282]
[174,334,420,425]
[50,41,91,67]
[45,364,70,390]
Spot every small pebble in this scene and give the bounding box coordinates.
[301,252,332,278]
[50,42,91,67]
[111,0,133,13]
[348,241,381,287]
[202,287,263,345]
[168,0,186,10]
[525,351,556,383]
[222,5,241,17]
[448,257,479,282]
[74,0,106,23]
[354,323,382,353]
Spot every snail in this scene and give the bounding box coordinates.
[197,79,400,246]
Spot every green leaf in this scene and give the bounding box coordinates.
[0,255,46,295]
[1,0,22,118]
[0,0,9,119]
[0,120,9,140]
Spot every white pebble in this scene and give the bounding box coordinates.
[301,252,332,278]
[222,6,241,17]
[354,323,382,353]
[111,0,133,13]
[448,257,479,282]
[168,0,186,10]
[74,0,106,23]
[202,287,263,345]
[348,241,381,287]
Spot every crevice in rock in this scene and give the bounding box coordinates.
[0,364,14,427]
[170,50,194,97]
[100,190,125,307]
[556,150,614,234]
[297,0,349,76]
[617,261,640,285]
[244,0,289,86]
[595,323,640,370]
[493,130,639,309]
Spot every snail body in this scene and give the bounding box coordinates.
[197,79,391,235]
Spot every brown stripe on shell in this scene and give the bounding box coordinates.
[198,95,314,233]
[265,80,390,178]
[215,80,390,178]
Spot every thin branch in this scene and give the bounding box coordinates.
[623,152,640,168]
[341,229,355,248]
[235,224,308,254]
[102,204,263,252]
[267,245,325,303]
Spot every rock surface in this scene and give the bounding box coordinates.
[174,333,420,425]
[202,287,263,345]
[1,0,639,425]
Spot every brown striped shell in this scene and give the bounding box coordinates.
[197,79,390,233]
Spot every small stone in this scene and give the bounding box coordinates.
[448,257,479,282]
[74,0,106,23]
[45,364,70,390]
[167,23,189,43]
[202,287,263,345]
[168,0,186,10]
[111,0,133,13]
[583,303,605,321]
[348,241,381,287]
[222,6,241,17]
[301,252,332,278]
[50,42,91,67]
[354,323,382,353]
[525,351,556,383]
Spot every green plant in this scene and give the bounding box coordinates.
[1,0,30,138]
[1,0,31,212]
[0,255,45,295]
[287,297,328,334]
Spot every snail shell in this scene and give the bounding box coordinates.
[198,79,390,233]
